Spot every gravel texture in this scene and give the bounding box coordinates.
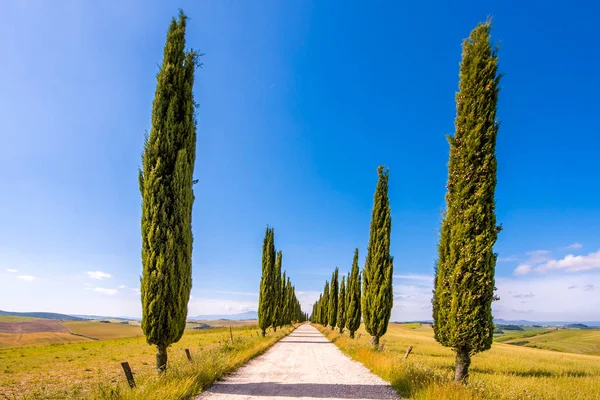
[196,324,399,400]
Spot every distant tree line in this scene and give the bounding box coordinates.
[309,165,393,348]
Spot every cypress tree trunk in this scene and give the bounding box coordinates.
[455,348,471,381]
[346,248,362,339]
[363,166,394,350]
[156,344,168,373]
[139,11,198,373]
[432,20,501,382]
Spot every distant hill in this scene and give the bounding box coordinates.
[0,310,86,321]
[494,318,600,327]
[189,311,258,320]
[69,314,140,322]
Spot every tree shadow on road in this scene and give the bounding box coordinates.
[207,382,398,399]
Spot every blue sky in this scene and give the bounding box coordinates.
[1,1,599,321]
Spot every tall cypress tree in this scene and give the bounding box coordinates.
[328,268,339,329]
[432,21,501,382]
[258,227,276,336]
[363,166,394,348]
[322,281,330,326]
[346,248,362,338]
[139,11,198,373]
[280,270,287,326]
[337,276,346,333]
[272,251,282,331]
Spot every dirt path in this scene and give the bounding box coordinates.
[196,324,399,400]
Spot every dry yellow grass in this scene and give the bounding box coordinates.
[0,324,295,399]
[315,323,600,400]
[63,321,144,340]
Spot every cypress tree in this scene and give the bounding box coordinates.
[321,281,330,326]
[139,11,198,373]
[328,268,339,329]
[258,227,276,336]
[337,276,346,333]
[272,251,282,331]
[362,166,394,348]
[346,248,362,338]
[280,271,288,326]
[432,21,501,382]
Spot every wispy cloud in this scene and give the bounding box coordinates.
[17,275,35,282]
[119,285,127,289]
[497,255,520,263]
[535,250,600,273]
[567,242,583,250]
[87,271,111,280]
[514,264,532,276]
[6,269,18,273]
[93,287,117,295]
[393,273,433,283]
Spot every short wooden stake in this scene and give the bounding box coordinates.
[230,326,234,344]
[121,362,135,388]
[357,333,361,339]
[404,345,413,360]
[379,339,386,351]
[185,348,193,362]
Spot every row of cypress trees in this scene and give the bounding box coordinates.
[258,227,307,336]
[310,166,393,347]
[310,248,362,338]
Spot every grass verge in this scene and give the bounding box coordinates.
[314,324,600,400]
[2,324,297,400]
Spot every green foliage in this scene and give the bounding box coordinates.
[258,227,276,335]
[346,248,362,337]
[139,10,198,371]
[322,281,330,326]
[273,251,282,329]
[432,21,501,380]
[362,166,394,346]
[328,268,339,329]
[337,276,346,333]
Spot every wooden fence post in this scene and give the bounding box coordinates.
[230,326,234,344]
[121,362,135,388]
[379,339,386,351]
[404,346,413,359]
[185,348,193,362]
[357,333,361,339]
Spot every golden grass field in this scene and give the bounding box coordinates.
[316,323,600,400]
[0,322,295,399]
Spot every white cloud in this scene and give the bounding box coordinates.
[87,271,111,280]
[131,288,140,294]
[6,269,18,273]
[567,242,583,250]
[514,264,532,276]
[16,275,35,282]
[84,283,92,287]
[494,274,600,321]
[119,285,127,289]
[526,250,552,264]
[535,250,600,273]
[93,288,117,295]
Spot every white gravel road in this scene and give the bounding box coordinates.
[195,324,399,400]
